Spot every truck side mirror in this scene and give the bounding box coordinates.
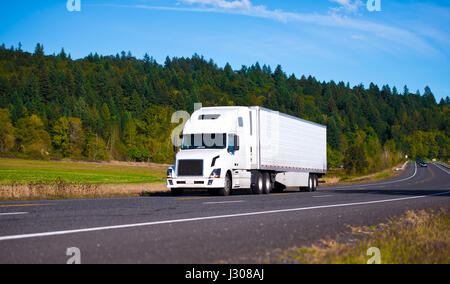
[234,135,240,151]
[173,135,181,153]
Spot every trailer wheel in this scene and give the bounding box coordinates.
[307,175,314,192]
[262,172,272,194]
[251,171,264,195]
[312,175,318,192]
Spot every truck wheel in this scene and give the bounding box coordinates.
[171,188,184,196]
[251,171,264,195]
[263,172,272,194]
[312,175,318,192]
[307,175,314,192]
[218,172,232,196]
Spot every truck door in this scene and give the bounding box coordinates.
[235,109,250,170]
[248,108,258,169]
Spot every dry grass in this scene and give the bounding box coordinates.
[0,158,170,200]
[322,163,404,187]
[0,178,169,201]
[273,209,450,264]
[321,176,341,185]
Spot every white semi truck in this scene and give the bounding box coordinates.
[167,106,327,196]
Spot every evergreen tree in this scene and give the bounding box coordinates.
[15,114,51,157]
[343,145,368,175]
[0,45,447,163]
[0,109,15,151]
[51,116,70,156]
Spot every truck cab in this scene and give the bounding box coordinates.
[167,107,254,196]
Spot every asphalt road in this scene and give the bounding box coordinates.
[0,162,449,264]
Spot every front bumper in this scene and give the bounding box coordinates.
[167,177,225,189]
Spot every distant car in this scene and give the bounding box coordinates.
[419,161,428,167]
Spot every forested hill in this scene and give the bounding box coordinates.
[0,44,448,173]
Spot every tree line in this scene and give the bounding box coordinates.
[0,43,448,174]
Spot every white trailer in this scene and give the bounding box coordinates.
[167,106,327,196]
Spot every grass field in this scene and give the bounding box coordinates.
[0,158,169,201]
[0,158,167,185]
[272,209,450,264]
[0,158,406,201]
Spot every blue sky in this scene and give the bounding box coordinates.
[1,0,449,100]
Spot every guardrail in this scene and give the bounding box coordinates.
[395,161,409,171]
[435,161,450,170]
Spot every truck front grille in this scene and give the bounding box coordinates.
[177,160,203,176]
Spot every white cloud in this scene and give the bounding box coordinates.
[179,0,252,10]
[176,0,290,22]
[329,0,364,13]
[109,0,441,55]
[175,0,439,55]
[351,34,365,40]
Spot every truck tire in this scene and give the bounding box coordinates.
[312,175,318,192]
[307,174,318,192]
[217,172,232,196]
[307,174,314,192]
[251,171,264,195]
[262,172,272,194]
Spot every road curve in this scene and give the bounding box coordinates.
[0,162,449,263]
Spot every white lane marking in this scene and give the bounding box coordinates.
[203,200,245,205]
[433,162,450,175]
[312,195,335,198]
[331,162,417,190]
[395,161,408,171]
[0,212,28,217]
[0,190,449,242]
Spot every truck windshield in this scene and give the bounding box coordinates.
[181,134,227,150]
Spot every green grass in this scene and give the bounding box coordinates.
[322,165,401,186]
[0,158,166,185]
[275,209,450,264]
[372,171,392,180]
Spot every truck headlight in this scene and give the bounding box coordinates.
[209,169,221,179]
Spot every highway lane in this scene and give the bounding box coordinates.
[0,162,448,263]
